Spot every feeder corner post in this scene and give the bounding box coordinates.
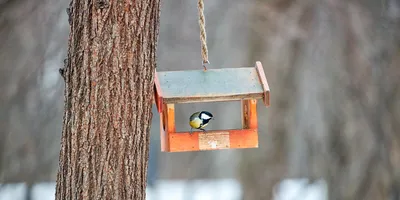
[154,69,170,152]
[255,61,270,107]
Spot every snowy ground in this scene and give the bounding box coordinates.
[0,178,327,200]
[0,179,242,200]
[273,179,328,200]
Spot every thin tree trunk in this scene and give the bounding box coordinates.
[25,183,32,200]
[55,1,161,199]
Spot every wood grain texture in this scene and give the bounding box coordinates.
[168,129,258,152]
[255,61,271,107]
[242,99,258,129]
[55,0,161,199]
[160,104,169,152]
[157,67,265,103]
[198,131,230,150]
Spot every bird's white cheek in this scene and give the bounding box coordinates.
[200,113,211,120]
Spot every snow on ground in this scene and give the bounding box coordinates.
[273,179,328,200]
[0,179,242,200]
[0,178,327,200]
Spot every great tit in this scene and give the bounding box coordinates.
[189,111,214,134]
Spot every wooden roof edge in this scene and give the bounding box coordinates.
[162,92,264,104]
[255,61,271,107]
[155,66,254,74]
[153,62,271,108]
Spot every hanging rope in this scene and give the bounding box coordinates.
[198,0,209,71]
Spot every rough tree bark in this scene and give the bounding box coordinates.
[55,1,161,199]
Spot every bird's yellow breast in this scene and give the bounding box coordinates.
[189,118,202,129]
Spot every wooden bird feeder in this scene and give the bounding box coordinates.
[153,61,270,152]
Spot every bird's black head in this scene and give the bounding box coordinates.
[199,111,213,123]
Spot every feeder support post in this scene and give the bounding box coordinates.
[242,99,258,129]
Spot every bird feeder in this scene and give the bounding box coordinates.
[153,61,270,152]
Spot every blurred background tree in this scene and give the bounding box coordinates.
[239,0,400,199]
[0,0,68,199]
[1,0,399,199]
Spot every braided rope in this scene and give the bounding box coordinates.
[198,0,209,70]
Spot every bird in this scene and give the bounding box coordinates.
[189,111,214,134]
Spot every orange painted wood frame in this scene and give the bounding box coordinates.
[158,99,258,152]
[154,61,270,152]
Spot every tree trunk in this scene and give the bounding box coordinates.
[55,1,161,199]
